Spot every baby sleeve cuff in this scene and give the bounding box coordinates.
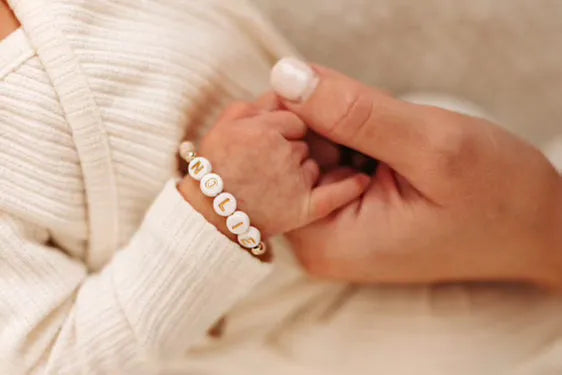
[110,178,271,355]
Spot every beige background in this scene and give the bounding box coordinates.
[253,0,562,146]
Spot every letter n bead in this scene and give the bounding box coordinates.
[237,226,261,249]
[188,157,212,181]
[213,192,237,217]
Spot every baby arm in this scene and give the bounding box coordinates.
[0,100,368,374]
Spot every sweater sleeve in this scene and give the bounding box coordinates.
[0,179,271,374]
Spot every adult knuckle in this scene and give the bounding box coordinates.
[329,86,374,143]
[432,135,466,178]
[426,111,478,178]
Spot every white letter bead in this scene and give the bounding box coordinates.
[238,226,261,249]
[200,173,224,197]
[213,192,237,217]
[226,211,250,235]
[188,157,212,181]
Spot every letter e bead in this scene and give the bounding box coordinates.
[237,226,261,249]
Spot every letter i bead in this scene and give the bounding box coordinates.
[226,211,250,235]
[237,226,261,249]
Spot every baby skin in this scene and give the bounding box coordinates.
[177,101,370,250]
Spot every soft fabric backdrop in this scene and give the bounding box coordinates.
[253,0,562,148]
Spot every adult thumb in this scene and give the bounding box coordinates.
[270,57,435,184]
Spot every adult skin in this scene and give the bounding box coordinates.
[270,58,562,289]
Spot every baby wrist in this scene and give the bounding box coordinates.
[178,141,268,258]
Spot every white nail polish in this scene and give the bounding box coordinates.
[270,57,318,102]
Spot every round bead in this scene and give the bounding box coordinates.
[251,242,267,256]
[184,151,197,163]
[179,141,196,162]
[226,211,250,235]
[200,173,224,197]
[237,226,261,249]
[213,192,237,217]
[188,157,212,181]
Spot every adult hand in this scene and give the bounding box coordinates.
[270,57,562,288]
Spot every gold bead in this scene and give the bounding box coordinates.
[250,242,267,256]
[179,141,197,162]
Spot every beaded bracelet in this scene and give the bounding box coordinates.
[179,141,267,256]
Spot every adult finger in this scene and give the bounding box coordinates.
[270,57,440,185]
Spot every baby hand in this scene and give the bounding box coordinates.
[178,102,370,238]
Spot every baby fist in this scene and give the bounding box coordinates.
[181,102,370,238]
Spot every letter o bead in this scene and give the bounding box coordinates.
[213,192,237,217]
[188,157,212,181]
[200,173,223,197]
[226,211,250,235]
[237,226,261,249]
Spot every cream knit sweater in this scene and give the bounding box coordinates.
[3,1,562,374]
[0,0,292,372]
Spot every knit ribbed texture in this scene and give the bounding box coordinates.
[0,0,293,373]
[9,0,121,269]
[5,1,561,374]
